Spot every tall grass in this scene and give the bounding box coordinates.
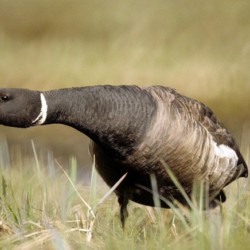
[0,0,249,186]
[0,0,249,162]
[0,138,249,249]
[0,1,249,249]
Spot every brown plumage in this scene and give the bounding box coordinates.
[0,85,247,227]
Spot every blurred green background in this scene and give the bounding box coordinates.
[0,0,249,175]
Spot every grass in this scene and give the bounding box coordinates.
[0,139,249,249]
[0,0,249,142]
[0,0,250,249]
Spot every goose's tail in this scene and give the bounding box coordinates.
[238,152,248,178]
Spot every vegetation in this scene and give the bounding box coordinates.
[0,0,249,249]
[0,142,249,249]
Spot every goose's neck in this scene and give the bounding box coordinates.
[41,86,156,157]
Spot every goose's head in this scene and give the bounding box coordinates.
[0,88,43,128]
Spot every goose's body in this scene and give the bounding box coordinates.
[0,85,247,226]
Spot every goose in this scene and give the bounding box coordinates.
[0,85,248,227]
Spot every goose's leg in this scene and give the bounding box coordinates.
[118,195,129,228]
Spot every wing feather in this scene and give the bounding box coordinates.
[175,92,248,172]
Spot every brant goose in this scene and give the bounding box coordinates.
[0,85,248,226]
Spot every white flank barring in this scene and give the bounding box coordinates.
[213,141,238,161]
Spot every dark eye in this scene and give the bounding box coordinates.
[1,95,9,102]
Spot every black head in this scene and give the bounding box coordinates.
[0,88,42,128]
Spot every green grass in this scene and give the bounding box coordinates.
[0,0,250,249]
[0,141,249,250]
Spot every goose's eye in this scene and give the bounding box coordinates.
[1,95,9,102]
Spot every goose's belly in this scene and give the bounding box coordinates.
[90,142,129,188]
[90,141,171,206]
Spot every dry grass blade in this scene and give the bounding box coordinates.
[54,159,95,220]
[94,172,128,209]
[55,159,95,242]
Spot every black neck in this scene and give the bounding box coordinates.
[43,85,156,158]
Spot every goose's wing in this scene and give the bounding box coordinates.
[177,93,248,172]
